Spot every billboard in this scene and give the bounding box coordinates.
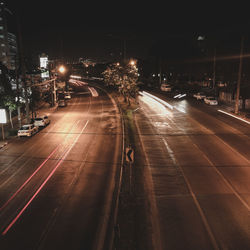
[40,56,49,79]
[0,109,7,123]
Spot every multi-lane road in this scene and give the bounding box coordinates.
[135,91,250,249]
[1,82,250,250]
[0,84,123,250]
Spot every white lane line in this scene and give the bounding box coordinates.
[161,138,220,250]
[134,114,164,250]
[218,109,250,125]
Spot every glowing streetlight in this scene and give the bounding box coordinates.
[58,65,66,74]
[129,60,135,66]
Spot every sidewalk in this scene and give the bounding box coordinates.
[0,102,57,149]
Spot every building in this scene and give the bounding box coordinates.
[39,53,50,79]
[0,1,18,70]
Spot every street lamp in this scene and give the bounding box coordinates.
[58,65,66,74]
[129,60,136,66]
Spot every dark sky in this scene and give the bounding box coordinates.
[5,0,250,61]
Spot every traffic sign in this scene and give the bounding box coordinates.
[126,147,134,163]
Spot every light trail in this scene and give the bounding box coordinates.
[0,145,60,212]
[2,120,89,236]
[218,109,250,125]
[140,91,174,110]
[88,87,99,97]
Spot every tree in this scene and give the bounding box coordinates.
[102,61,139,105]
[3,95,17,128]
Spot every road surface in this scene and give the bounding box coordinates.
[135,91,250,250]
[0,85,123,250]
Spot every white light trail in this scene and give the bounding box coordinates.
[140,91,174,110]
[218,110,250,125]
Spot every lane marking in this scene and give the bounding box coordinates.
[162,137,220,249]
[191,141,250,211]
[136,106,219,249]
[134,114,164,250]
[2,120,89,235]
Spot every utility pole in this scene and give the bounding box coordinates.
[235,36,244,114]
[213,48,216,89]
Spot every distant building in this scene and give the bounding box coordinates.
[39,53,49,79]
[0,1,18,70]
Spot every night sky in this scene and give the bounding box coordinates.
[5,0,250,61]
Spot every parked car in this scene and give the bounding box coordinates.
[64,92,71,99]
[160,83,172,92]
[34,115,50,128]
[193,92,206,100]
[18,124,38,137]
[58,99,67,107]
[204,96,218,105]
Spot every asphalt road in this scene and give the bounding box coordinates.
[0,85,123,250]
[135,92,250,250]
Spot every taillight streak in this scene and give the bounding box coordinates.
[2,120,89,235]
[0,145,60,212]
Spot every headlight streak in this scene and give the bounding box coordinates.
[218,110,250,125]
[139,91,186,114]
[140,91,174,110]
[139,94,173,117]
[88,87,99,97]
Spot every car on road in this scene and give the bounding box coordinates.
[193,92,206,100]
[160,83,172,92]
[64,92,71,99]
[204,96,218,105]
[34,115,50,128]
[18,124,38,137]
[58,99,67,107]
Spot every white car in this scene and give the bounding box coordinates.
[204,96,218,105]
[64,92,71,99]
[18,124,38,137]
[34,115,50,128]
[193,92,206,100]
